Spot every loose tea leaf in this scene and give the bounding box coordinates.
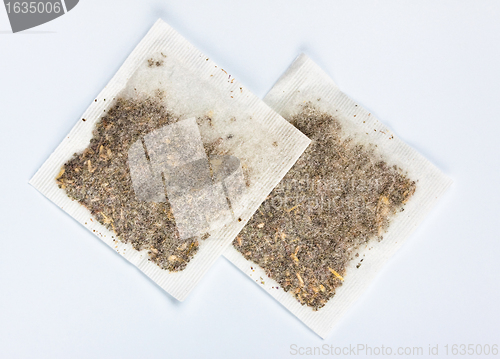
[233,104,416,310]
[57,96,232,272]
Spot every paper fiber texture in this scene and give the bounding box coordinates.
[29,20,310,301]
[224,54,452,338]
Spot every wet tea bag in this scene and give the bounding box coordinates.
[224,54,452,337]
[29,20,310,301]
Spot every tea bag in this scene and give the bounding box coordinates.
[224,54,452,337]
[29,20,310,301]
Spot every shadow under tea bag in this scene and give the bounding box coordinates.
[224,54,452,337]
[29,20,310,301]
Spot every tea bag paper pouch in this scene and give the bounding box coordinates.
[29,20,310,301]
[224,54,452,337]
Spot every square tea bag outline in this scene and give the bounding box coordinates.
[224,54,452,338]
[29,20,311,301]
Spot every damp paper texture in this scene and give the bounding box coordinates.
[224,54,452,338]
[29,20,310,301]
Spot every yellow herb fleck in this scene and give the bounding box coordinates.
[55,168,65,180]
[296,272,304,287]
[328,268,344,281]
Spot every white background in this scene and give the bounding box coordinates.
[1,1,499,358]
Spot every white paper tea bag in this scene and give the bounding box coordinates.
[224,54,452,337]
[29,20,310,301]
